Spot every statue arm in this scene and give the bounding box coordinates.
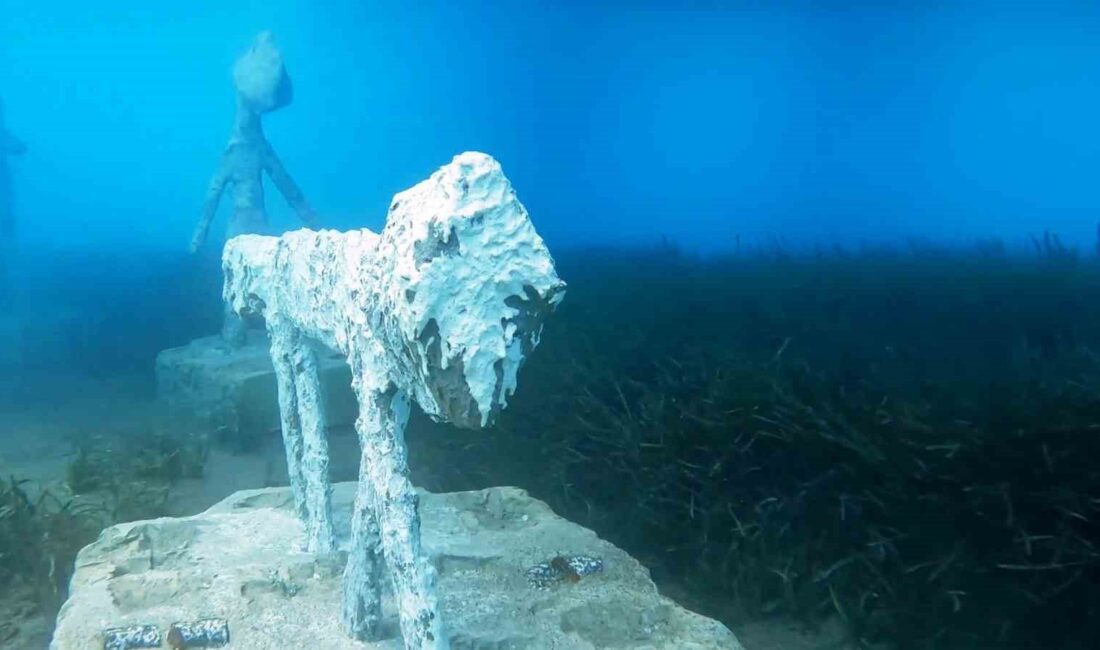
[264,146,318,227]
[190,165,229,253]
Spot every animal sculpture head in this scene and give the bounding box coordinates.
[375,152,566,428]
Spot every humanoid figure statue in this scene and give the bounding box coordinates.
[190,31,317,346]
[0,97,26,242]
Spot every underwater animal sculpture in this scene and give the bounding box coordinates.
[222,152,565,648]
[191,31,318,346]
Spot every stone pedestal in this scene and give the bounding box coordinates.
[50,484,742,649]
[155,331,358,449]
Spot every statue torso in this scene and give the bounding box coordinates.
[222,130,269,237]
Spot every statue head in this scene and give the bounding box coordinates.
[379,152,566,429]
[233,31,293,114]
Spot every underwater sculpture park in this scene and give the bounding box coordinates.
[3,4,1100,650]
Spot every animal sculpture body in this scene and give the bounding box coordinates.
[223,152,565,649]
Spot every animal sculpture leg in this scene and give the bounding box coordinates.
[269,321,306,519]
[342,386,386,640]
[268,319,335,552]
[289,334,336,552]
[342,439,386,640]
[357,387,447,649]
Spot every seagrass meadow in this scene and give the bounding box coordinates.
[5,239,1100,649]
[406,239,1100,650]
[0,430,207,643]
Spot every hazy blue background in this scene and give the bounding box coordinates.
[2,0,1098,255]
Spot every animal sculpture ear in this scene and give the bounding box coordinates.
[233,31,294,114]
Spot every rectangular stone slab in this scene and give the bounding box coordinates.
[50,484,743,649]
[155,331,358,449]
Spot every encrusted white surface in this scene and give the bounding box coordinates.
[269,318,335,553]
[153,331,358,448]
[221,152,565,649]
[379,152,565,426]
[224,152,564,427]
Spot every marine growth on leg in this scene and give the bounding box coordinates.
[268,317,335,553]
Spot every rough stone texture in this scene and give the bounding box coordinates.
[51,484,743,650]
[222,151,566,647]
[154,330,358,449]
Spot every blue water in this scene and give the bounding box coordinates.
[3,1,1100,256]
[3,3,1100,649]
